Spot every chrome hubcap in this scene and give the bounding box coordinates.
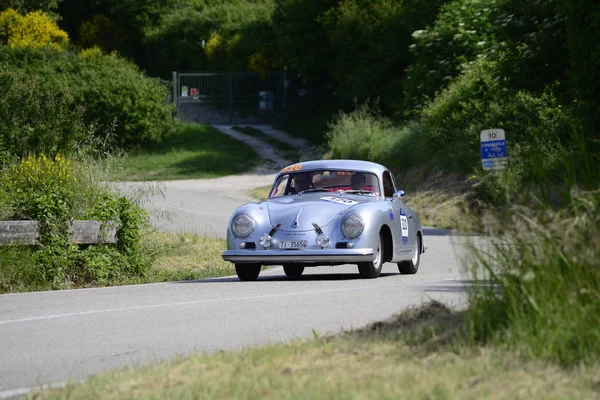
[373,237,381,267]
[411,239,419,265]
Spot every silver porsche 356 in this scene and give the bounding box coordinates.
[222,160,425,281]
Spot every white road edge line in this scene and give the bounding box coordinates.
[0,282,423,326]
[0,381,71,399]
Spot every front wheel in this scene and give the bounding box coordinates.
[283,264,305,278]
[235,263,261,281]
[358,233,383,279]
[398,235,421,274]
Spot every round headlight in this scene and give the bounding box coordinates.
[316,233,330,248]
[259,234,272,248]
[341,213,364,239]
[232,213,254,238]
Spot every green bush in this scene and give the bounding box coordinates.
[0,45,174,150]
[402,0,500,113]
[0,66,89,166]
[326,101,398,165]
[0,155,150,290]
[418,60,578,174]
[65,47,173,149]
[325,101,431,172]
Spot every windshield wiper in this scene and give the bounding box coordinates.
[298,188,329,195]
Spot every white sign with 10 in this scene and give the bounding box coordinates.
[480,129,507,170]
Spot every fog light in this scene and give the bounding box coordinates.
[239,242,246,249]
[316,234,330,248]
[259,234,272,248]
[346,242,355,249]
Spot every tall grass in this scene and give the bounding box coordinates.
[327,102,403,167]
[467,135,600,366]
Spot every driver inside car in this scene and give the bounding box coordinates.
[293,172,313,193]
[350,172,366,190]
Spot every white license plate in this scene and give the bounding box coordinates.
[279,240,308,249]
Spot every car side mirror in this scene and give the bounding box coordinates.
[393,190,405,199]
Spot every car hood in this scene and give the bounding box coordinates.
[266,194,375,232]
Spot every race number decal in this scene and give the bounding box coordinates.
[321,196,358,205]
[399,208,409,245]
[281,164,303,173]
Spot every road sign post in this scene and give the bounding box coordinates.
[480,129,507,170]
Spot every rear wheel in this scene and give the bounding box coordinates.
[358,233,383,279]
[283,264,305,278]
[235,263,261,281]
[398,235,421,274]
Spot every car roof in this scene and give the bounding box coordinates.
[278,159,388,176]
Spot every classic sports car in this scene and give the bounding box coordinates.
[222,160,425,281]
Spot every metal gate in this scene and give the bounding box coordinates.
[172,71,288,125]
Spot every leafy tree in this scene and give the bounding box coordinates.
[144,0,276,77]
[58,0,178,66]
[0,8,68,50]
[402,0,500,113]
[272,0,339,86]
[320,0,412,112]
[0,0,61,17]
[562,0,600,138]
[493,0,568,94]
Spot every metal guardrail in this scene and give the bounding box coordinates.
[0,220,118,245]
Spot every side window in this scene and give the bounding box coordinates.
[270,175,290,198]
[382,171,396,198]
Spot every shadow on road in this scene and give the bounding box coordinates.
[422,227,485,237]
[410,279,493,294]
[168,272,403,284]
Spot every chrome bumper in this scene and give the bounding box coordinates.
[222,248,375,264]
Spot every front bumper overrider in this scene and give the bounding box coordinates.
[221,248,375,264]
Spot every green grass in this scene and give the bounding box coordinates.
[110,123,261,181]
[232,126,301,162]
[466,189,600,366]
[0,231,235,293]
[30,302,600,399]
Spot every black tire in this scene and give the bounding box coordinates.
[235,263,261,281]
[358,233,383,279]
[283,264,305,278]
[398,235,421,274]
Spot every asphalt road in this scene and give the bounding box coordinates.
[0,173,474,398]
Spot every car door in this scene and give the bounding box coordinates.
[383,171,412,258]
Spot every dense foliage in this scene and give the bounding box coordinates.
[0,44,173,152]
[0,0,60,17]
[0,7,67,49]
[0,67,89,165]
[0,155,150,290]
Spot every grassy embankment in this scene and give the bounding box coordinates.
[31,302,600,399]
[110,123,261,181]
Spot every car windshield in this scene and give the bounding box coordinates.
[269,170,380,198]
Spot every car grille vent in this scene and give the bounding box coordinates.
[244,242,256,249]
[336,242,348,249]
